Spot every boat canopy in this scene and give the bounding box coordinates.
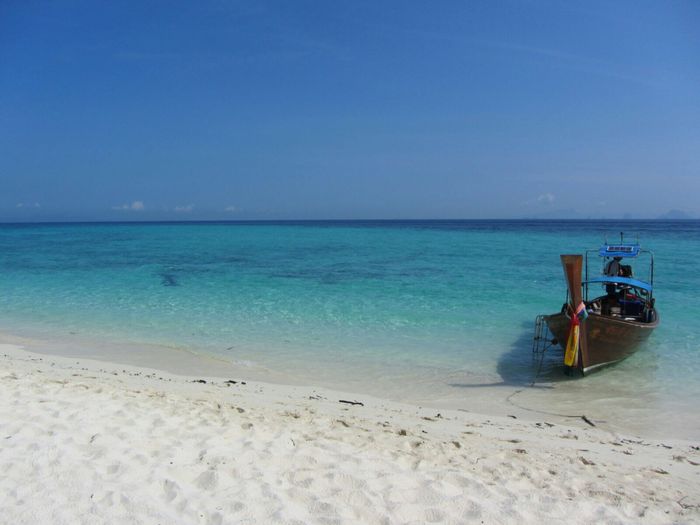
[585,276,652,292]
[598,243,640,258]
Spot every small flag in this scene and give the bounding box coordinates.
[575,301,588,321]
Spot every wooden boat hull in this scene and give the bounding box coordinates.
[545,310,658,374]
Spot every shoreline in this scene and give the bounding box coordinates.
[3,328,699,442]
[2,341,699,523]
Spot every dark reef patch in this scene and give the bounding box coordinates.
[160,273,179,287]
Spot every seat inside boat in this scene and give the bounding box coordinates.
[588,289,649,321]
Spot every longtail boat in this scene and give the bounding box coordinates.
[536,234,659,375]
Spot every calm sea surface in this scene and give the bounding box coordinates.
[1,220,699,437]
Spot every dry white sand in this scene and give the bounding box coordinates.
[1,342,699,524]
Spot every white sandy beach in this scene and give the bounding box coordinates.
[1,340,699,525]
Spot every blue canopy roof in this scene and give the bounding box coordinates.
[598,243,640,258]
[585,276,652,292]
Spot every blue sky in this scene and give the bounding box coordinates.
[1,1,699,220]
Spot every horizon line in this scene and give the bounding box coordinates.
[2,218,699,226]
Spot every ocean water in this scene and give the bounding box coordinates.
[1,220,699,438]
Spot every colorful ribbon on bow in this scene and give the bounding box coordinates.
[564,302,587,367]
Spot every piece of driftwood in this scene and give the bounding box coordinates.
[339,399,364,406]
[581,415,596,427]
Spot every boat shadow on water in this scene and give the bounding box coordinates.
[447,320,582,390]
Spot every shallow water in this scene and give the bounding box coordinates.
[1,220,699,438]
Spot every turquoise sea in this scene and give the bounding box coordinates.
[1,220,699,438]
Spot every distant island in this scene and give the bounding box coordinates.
[655,209,697,220]
[522,209,697,220]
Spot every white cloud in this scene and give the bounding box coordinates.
[16,203,23,208]
[224,205,237,212]
[112,200,145,211]
[537,193,555,204]
[174,204,194,213]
